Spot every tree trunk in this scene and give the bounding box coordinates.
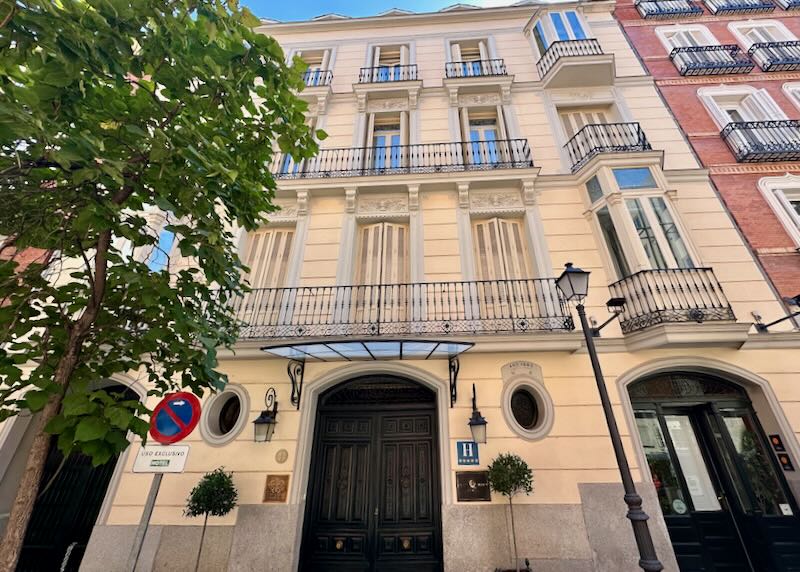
[509,497,520,572]
[0,338,83,572]
[194,513,209,572]
[0,230,113,572]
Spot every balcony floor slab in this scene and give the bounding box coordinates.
[621,321,752,352]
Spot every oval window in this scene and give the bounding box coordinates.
[511,388,539,430]
[218,394,241,435]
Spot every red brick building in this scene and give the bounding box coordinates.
[615,0,800,301]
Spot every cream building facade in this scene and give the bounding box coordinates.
[2,1,800,571]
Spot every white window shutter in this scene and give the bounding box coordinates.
[751,89,788,120]
[702,93,737,129]
[244,228,294,289]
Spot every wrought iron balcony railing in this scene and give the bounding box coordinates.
[635,0,704,18]
[565,123,651,173]
[358,64,418,83]
[536,39,605,80]
[703,0,774,14]
[273,139,533,179]
[302,70,333,87]
[670,45,755,75]
[445,59,507,78]
[775,0,800,8]
[232,279,574,339]
[748,41,800,71]
[609,268,736,334]
[721,121,800,162]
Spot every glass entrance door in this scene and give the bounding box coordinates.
[634,397,800,571]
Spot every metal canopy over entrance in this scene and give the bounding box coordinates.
[261,339,473,410]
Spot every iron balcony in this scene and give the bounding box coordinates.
[302,70,333,87]
[536,39,605,80]
[444,59,507,78]
[703,0,774,14]
[609,268,736,335]
[721,121,800,162]
[565,123,651,173]
[273,139,534,179]
[233,279,574,339]
[635,0,704,18]
[775,0,800,7]
[358,64,418,83]
[670,45,755,76]
[748,41,800,72]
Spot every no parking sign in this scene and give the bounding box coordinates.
[149,392,201,445]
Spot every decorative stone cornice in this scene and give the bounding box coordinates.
[469,190,524,214]
[356,193,409,219]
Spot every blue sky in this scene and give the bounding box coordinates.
[247,0,507,21]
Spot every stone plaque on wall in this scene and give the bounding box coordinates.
[263,474,290,503]
[456,471,491,502]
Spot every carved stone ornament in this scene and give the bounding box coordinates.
[345,188,358,214]
[316,93,329,116]
[367,97,409,113]
[271,199,299,220]
[458,93,501,107]
[357,194,408,216]
[469,191,523,212]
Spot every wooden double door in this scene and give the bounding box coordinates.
[300,377,443,572]
[632,374,800,571]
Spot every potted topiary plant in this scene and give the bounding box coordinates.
[185,467,238,572]
[488,453,534,572]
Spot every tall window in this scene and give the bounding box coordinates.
[472,218,532,280]
[586,167,695,280]
[559,106,615,139]
[729,20,795,48]
[758,175,800,248]
[656,24,718,51]
[530,10,589,58]
[366,43,411,82]
[698,86,787,129]
[459,106,511,165]
[364,112,408,170]
[147,229,175,272]
[243,228,295,288]
[355,222,409,285]
[295,48,333,86]
[449,38,491,76]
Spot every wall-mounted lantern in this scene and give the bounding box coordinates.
[468,383,487,444]
[253,387,278,443]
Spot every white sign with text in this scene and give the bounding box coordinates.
[133,445,189,473]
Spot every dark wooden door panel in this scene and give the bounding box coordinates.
[301,380,442,572]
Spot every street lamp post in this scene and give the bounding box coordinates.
[556,263,664,572]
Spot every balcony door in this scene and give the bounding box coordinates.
[355,222,410,327]
[631,374,800,572]
[472,217,536,323]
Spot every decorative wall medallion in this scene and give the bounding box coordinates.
[275,448,289,464]
[263,474,290,503]
[357,194,408,217]
[366,97,408,113]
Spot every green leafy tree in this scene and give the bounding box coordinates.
[185,467,238,572]
[488,453,534,572]
[0,0,319,568]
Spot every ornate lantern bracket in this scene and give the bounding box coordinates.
[449,356,460,408]
[288,360,305,410]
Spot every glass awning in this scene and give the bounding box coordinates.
[260,339,474,362]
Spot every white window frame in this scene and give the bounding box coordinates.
[655,24,719,54]
[728,20,796,50]
[697,85,788,130]
[783,82,800,111]
[758,174,800,248]
[527,9,593,59]
[583,166,700,280]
